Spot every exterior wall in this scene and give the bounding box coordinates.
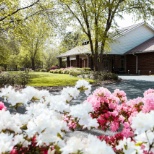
[70,60,77,67]
[70,59,88,68]
[109,25,154,55]
[112,55,126,73]
[126,54,136,74]
[126,52,154,75]
[138,53,154,75]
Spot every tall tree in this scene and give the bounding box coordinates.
[43,48,59,71]
[58,31,87,53]
[59,0,154,71]
[15,16,51,70]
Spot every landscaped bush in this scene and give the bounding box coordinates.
[0,80,154,153]
[50,68,118,81]
[0,66,5,73]
[0,72,30,87]
[91,71,118,81]
[50,67,91,76]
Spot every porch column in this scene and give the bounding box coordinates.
[58,57,62,68]
[136,55,138,74]
[67,57,70,67]
[84,59,86,67]
[76,55,80,67]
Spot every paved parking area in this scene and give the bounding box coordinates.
[102,75,154,99]
[119,75,154,82]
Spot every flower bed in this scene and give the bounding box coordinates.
[0,80,154,154]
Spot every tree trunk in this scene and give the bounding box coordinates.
[92,53,104,72]
[92,54,100,71]
[31,58,35,70]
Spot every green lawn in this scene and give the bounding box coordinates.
[27,72,94,87]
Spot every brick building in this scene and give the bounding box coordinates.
[58,22,154,75]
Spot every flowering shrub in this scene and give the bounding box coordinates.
[0,80,154,154]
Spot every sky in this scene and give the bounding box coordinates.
[116,14,141,28]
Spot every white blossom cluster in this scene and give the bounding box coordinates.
[0,80,105,153]
[61,135,115,154]
[131,110,154,134]
[69,101,99,129]
[75,80,91,96]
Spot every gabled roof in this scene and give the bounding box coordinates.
[114,22,154,39]
[126,37,154,54]
[57,44,91,57]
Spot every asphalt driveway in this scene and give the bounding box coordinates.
[119,75,154,82]
[102,75,154,100]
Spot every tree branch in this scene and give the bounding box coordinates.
[65,4,88,35]
[0,0,40,22]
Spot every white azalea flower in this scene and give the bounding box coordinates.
[69,102,98,129]
[135,130,154,153]
[26,103,48,117]
[61,135,115,154]
[61,136,84,154]
[0,133,13,153]
[75,80,91,96]
[61,87,80,102]
[116,138,142,154]
[0,86,14,98]
[84,135,115,154]
[0,110,22,133]
[49,95,70,112]
[131,111,154,134]
[26,112,68,145]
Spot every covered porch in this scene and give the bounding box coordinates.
[58,53,126,73]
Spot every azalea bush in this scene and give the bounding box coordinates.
[0,80,154,154]
[50,67,91,77]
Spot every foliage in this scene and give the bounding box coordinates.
[42,47,59,71]
[50,67,118,81]
[0,80,154,153]
[0,0,57,70]
[0,72,29,87]
[50,67,91,77]
[92,71,118,81]
[58,31,88,53]
[13,16,52,70]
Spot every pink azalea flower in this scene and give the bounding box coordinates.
[144,89,154,97]
[110,120,119,132]
[10,148,18,154]
[143,93,154,113]
[0,101,6,110]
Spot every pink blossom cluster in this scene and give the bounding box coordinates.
[87,87,154,153]
[0,101,6,110]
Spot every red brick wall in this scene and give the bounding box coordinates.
[126,52,154,75]
[126,55,136,74]
[138,53,154,75]
[114,56,121,69]
[70,59,88,68]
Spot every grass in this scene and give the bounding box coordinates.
[27,72,94,87]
